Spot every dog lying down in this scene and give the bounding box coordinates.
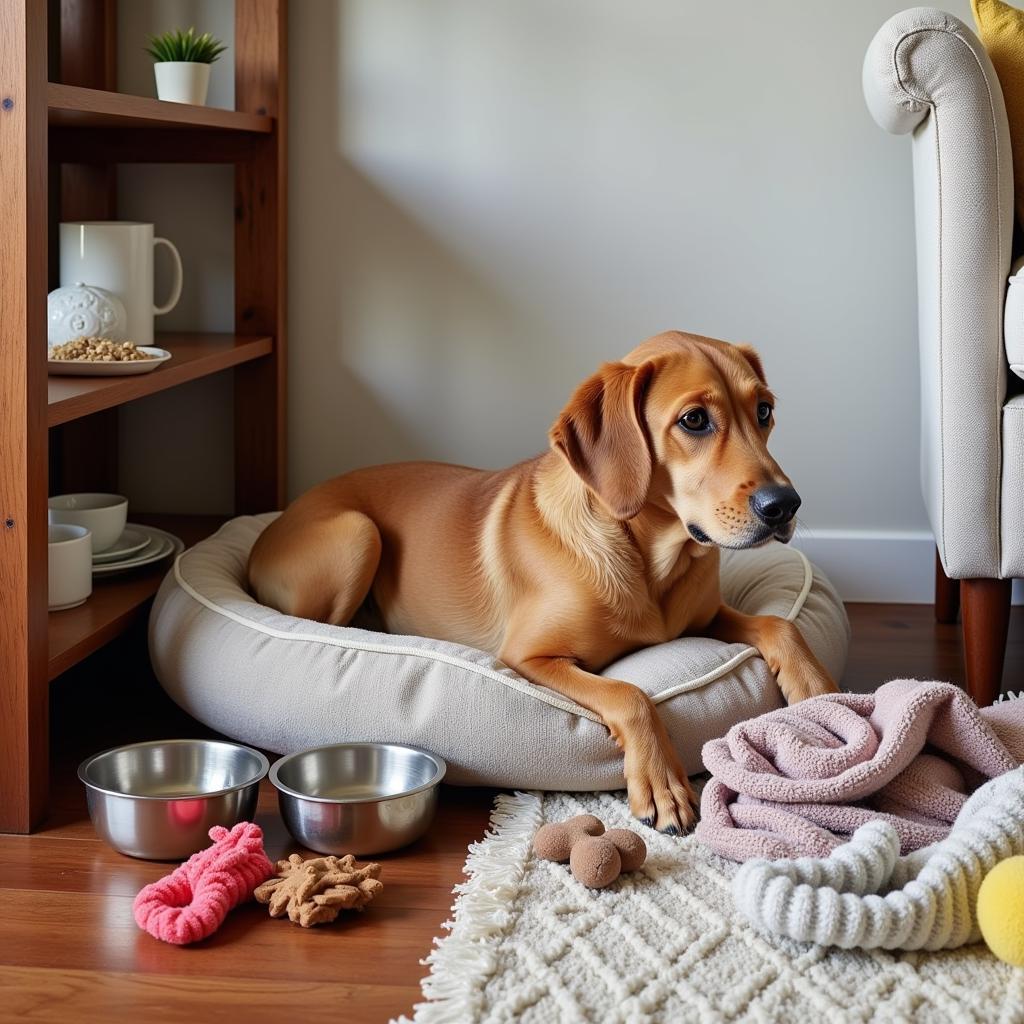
[249,331,838,834]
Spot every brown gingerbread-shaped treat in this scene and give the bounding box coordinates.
[533,815,647,889]
[254,853,383,927]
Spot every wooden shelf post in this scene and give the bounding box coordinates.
[51,0,120,500]
[0,1,51,833]
[234,0,288,513]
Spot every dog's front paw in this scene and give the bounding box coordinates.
[779,660,839,703]
[769,625,839,703]
[624,744,697,835]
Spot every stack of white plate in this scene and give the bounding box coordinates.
[92,524,185,576]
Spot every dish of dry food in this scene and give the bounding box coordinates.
[48,336,172,376]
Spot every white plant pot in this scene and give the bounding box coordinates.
[153,62,211,106]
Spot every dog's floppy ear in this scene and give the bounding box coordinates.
[736,344,766,384]
[549,360,657,520]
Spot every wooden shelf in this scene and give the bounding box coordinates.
[47,514,227,681]
[48,83,273,133]
[48,333,273,427]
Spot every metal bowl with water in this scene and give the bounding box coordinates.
[270,742,446,855]
[78,739,269,860]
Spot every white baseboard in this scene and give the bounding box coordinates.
[791,530,1024,604]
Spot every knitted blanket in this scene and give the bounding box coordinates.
[732,766,1024,950]
[695,679,1024,862]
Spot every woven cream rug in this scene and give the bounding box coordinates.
[398,790,1024,1024]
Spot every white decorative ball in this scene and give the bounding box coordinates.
[47,282,127,346]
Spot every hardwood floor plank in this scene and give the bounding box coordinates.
[0,890,462,982]
[1,964,414,1024]
[0,845,481,901]
[841,604,1024,695]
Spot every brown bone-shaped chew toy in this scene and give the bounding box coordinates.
[253,853,383,927]
[533,816,647,889]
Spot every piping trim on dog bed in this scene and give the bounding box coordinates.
[170,545,814,722]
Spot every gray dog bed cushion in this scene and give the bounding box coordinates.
[149,514,850,789]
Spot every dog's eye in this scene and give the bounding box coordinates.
[757,402,773,426]
[678,408,710,433]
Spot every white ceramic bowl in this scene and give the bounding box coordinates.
[48,524,93,610]
[48,493,127,553]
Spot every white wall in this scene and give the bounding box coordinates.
[123,0,983,598]
[287,0,977,599]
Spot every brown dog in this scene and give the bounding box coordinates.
[249,331,837,832]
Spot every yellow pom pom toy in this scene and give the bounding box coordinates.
[977,855,1024,966]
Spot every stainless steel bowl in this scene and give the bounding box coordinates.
[78,739,269,860]
[270,742,446,855]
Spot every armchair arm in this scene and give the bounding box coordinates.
[863,8,1013,579]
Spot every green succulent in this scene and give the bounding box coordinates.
[146,27,227,64]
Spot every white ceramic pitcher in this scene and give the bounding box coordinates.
[59,222,183,348]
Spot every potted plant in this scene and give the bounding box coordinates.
[146,27,227,106]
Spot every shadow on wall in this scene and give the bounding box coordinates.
[288,0,575,497]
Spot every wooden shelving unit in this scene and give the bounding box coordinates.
[0,0,288,833]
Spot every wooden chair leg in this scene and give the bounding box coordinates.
[935,550,960,624]
[960,577,1012,706]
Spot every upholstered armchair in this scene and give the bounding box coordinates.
[864,8,1021,706]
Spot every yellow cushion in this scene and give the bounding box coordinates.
[973,0,1024,225]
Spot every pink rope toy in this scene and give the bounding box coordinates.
[133,821,274,945]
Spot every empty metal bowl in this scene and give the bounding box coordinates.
[78,739,269,860]
[270,742,446,855]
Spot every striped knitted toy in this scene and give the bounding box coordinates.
[733,766,1024,950]
[134,821,274,945]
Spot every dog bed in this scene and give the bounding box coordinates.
[149,514,850,789]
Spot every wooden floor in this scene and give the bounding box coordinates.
[2,604,1022,1023]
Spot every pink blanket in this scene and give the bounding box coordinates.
[695,679,1024,862]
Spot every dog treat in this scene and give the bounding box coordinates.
[254,852,383,927]
[533,814,605,862]
[535,815,647,888]
[49,336,149,362]
[604,828,648,872]
[570,835,622,888]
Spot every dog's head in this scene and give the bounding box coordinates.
[549,331,799,548]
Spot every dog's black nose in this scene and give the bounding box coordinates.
[750,486,801,527]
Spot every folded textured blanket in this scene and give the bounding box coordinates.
[733,766,1024,950]
[695,680,1024,862]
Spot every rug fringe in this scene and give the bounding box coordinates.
[393,790,543,1024]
